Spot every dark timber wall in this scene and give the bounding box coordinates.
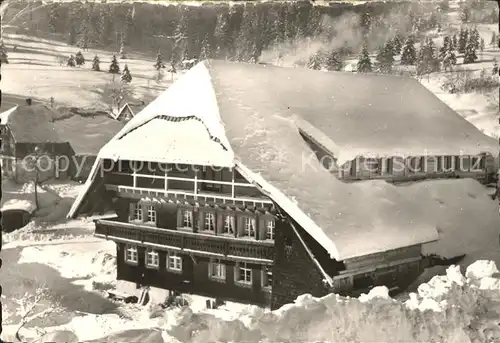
[115,243,271,306]
[271,217,331,309]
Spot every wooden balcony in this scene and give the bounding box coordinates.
[95,218,275,261]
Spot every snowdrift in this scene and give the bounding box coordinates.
[159,260,500,343]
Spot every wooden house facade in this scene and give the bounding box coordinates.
[0,101,74,183]
[77,159,427,309]
[68,60,499,310]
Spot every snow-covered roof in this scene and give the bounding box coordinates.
[1,199,36,214]
[0,104,66,143]
[99,116,233,166]
[68,60,500,260]
[109,103,135,120]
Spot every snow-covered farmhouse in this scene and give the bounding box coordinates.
[68,60,499,309]
[0,99,74,183]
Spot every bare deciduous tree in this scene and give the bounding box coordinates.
[12,286,61,342]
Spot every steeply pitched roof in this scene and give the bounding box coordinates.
[0,104,65,143]
[69,60,499,260]
[109,103,135,120]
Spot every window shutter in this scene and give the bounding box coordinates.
[236,214,244,237]
[198,209,204,231]
[234,263,239,282]
[216,212,223,234]
[177,207,183,227]
[257,216,265,240]
[128,203,135,221]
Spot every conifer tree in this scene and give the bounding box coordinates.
[0,41,8,64]
[442,47,456,71]
[154,51,165,70]
[463,36,478,64]
[119,38,126,59]
[416,38,440,76]
[470,27,480,50]
[109,54,120,74]
[492,58,499,76]
[356,42,372,73]
[67,54,76,67]
[199,37,212,60]
[491,32,497,47]
[375,40,395,73]
[91,55,100,71]
[439,36,451,60]
[458,28,468,54]
[307,51,323,70]
[400,35,417,65]
[324,49,342,71]
[460,5,470,23]
[392,33,403,55]
[121,64,132,83]
[75,51,85,66]
[451,33,458,50]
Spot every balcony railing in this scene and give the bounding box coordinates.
[95,218,275,261]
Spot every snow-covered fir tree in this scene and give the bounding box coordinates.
[67,55,76,67]
[121,64,132,83]
[463,36,478,64]
[306,52,323,70]
[199,37,212,61]
[493,58,499,76]
[109,54,120,74]
[375,40,395,73]
[0,41,8,64]
[356,43,372,73]
[439,36,451,60]
[154,51,165,70]
[470,27,480,50]
[460,5,470,23]
[324,50,342,71]
[91,55,100,71]
[392,33,403,55]
[442,48,456,71]
[458,28,468,54]
[119,37,126,59]
[491,32,497,47]
[400,35,417,65]
[416,38,440,76]
[451,33,458,50]
[75,51,85,66]
[76,18,89,51]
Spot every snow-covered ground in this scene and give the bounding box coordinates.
[1,1,499,341]
[1,33,174,111]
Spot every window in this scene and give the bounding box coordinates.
[235,262,252,285]
[208,259,226,281]
[146,205,156,223]
[471,156,484,171]
[243,217,256,238]
[384,158,393,174]
[365,158,379,174]
[222,214,235,235]
[145,248,159,268]
[132,203,143,221]
[183,209,193,228]
[444,156,453,171]
[167,251,182,272]
[409,157,422,172]
[204,212,215,232]
[266,219,275,240]
[262,265,273,288]
[124,244,138,264]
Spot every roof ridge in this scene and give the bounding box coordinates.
[118,114,229,152]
